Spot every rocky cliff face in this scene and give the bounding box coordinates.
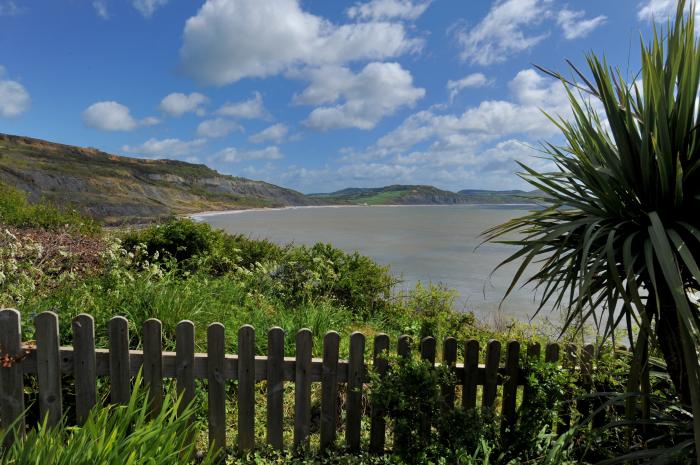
[0,133,318,224]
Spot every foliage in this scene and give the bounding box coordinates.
[483,1,700,460]
[0,182,99,234]
[0,376,215,465]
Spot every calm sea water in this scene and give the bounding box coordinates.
[195,205,545,322]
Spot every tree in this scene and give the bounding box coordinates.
[484,2,700,461]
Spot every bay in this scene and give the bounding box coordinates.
[195,205,545,322]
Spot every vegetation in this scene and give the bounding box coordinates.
[485,1,700,462]
[309,185,538,205]
[0,376,215,465]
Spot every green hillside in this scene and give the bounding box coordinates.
[310,185,538,205]
[0,133,318,224]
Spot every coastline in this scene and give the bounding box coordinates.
[189,203,536,220]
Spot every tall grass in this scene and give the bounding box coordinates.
[0,375,215,465]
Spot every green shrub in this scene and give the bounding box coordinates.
[0,182,100,234]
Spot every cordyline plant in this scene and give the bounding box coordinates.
[484,1,700,462]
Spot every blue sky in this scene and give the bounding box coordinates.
[0,0,685,193]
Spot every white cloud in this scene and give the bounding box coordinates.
[638,0,700,23]
[132,0,168,17]
[215,92,269,119]
[249,123,289,143]
[346,0,432,21]
[122,138,206,158]
[0,1,21,15]
[196,118,242,138]
[0,67,30,117]
[82,101,158,131]
[447,73,491,102]
[179,0,422,85]
[297,62,425,131]
[457,0,552,66]
[159,92,208,117]
[557,9,606,39]
[93,0,109,19]
[215,146,283,163]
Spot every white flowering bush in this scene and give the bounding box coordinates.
[0,229,45,307]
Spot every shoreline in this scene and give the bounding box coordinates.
[189,203,536,220]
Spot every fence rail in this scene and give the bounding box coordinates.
[0,308,596,454]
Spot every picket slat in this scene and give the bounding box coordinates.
[238,325,256,453]
[419,336,436,441]
[34,311,62,427]
[294,329,312,447]
[441,337,457,409]
[482,340,501,409]
[523,342,541,405]
[109,316,131,405]
[346,332,365,451]
[320,331,340,451]
[463,339,479,410]
[143,319,164,416]
[73,313,96,425]
[369,334,390,453]
[266,327,285,449]
[0,308,25,445]
[501,341,520,431]
[207,323,226,454]
[176,321,196,414]
[557,343,577,435]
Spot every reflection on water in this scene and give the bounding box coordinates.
[197,205,549,322]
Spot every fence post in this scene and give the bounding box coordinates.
[347,332,365,451]
[143,319,163,417]
[320,331,340,451]
[176,320,196,454]
[0,308,25,445]
[419,336,436,441]
[73,313,96,425]
[109,316,131,405]
[207,323,226,455]
[463,339,479,411]
[501,341,520,432]
[267,327,284,450]
[522,342,541,406]
[577,344,595,421]
[370,334,390,453]
[557,343,577,435]
[294,329,312,448]
[482,340,501,410]
[397,335,411,358]
[442,337,457,410]
[34,311,62,427]
[238,325,256,453]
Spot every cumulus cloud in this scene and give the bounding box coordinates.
[557,9,606,39]
[249,123,288,143]
[122,138,206,158]
[0,67,30,117]
[179,0,422,85]
[295,62,424,131]
[215,92,269,119]
[457,0,553,66]
[196,118,242,138]
[132,0,168,17]
[638,0,700,23]
[447,73,491,102]
[346,0,432,21]
[82,101,158,131]
[214,146,283,163]
[159,92,208,117]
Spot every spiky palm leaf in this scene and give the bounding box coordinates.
[484,1,700,461]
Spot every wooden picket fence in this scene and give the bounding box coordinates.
[0,308,598,454]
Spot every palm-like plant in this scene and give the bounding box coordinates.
[484,1,700,461]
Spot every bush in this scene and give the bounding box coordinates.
[0,182,100,234]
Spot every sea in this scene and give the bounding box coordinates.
[194,205,550,323]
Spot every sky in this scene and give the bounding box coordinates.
[0,0,688,193]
